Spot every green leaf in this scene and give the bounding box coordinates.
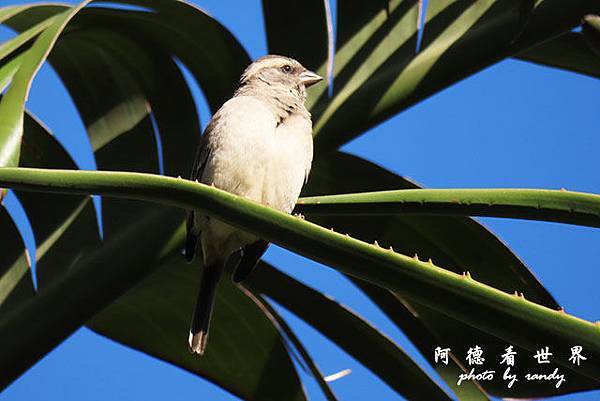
[0,8,65,62]
[0,4,67,28]
[52,19,301,399]
[1,4,306,397]
[0,54,24,95]
[240,285,339,401]
[0,0,249,171]
[0,5,27,22]
[17,112,100,286]
[303,152,599,397]
[248,262,454,401]
[304,153,557,307]
[1,167,599,390]
[0,3,70,199]
[262,0,329,72]
[70,0,250,111]
[89,254,307,401]
[2,2,599,398]
[298,188,600,228]
[0,3,87,169]
[0,6,68,95]
[0,112,181,389]
[264,0,600,151]
[0,205,34,313]
[347,281,490,401]
[0,112,183,388]
[516,32,600,79]
[7,114,308,399]
[0,204,183,389]
[44,9,303,398]
[3,0,212,283]
[51,30,181,240]
[302,153,493,398]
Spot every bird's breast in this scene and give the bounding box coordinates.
[202,97,274,198]
[261,113,313,213]
[202,97,313,214]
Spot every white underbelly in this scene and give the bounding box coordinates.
[197,102,313,262]
[205,127,310,214]
[261,144,308,213]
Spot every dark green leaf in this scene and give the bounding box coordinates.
[0,4,310,398]
[241,284,339,401]
[44,11,305,398]
[17,112,100,285]
[304,152,600,397]
[0,10,60,62]
[262,0,329,72]
[89,255,307,401]
[0,4,67,29]
[1,167,600,388]
[304,152,557,306]
[264,0,600,151]
[77,0,250,111]
[516,32,600,79]
[5,114,308,399]
[0,205,33,313]
[0,3,69,197]
[2,1,599,399]
[249,262,453,401]
[0,205,183,389]
[0,110,181,389]
[0,4,84,169]
[348,281,491,401]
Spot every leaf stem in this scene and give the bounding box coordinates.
[0,167,599,381]
[298,188,600,228]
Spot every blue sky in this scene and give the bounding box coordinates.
[1,1,600,400]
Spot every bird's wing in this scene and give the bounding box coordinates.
[185,123,213,263]
[190,131,211,182]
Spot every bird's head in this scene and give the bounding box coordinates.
[240,55,323,91]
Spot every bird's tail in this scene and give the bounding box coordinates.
[188,262,223,355]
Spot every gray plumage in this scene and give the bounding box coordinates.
[186,55,322,355]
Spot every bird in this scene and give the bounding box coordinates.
[185,55,323,355]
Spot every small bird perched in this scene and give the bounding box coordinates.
[185,55,323,355]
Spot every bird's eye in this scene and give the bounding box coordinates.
[281,65,292,73]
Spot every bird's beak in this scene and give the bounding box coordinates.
[299,70,323,87]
